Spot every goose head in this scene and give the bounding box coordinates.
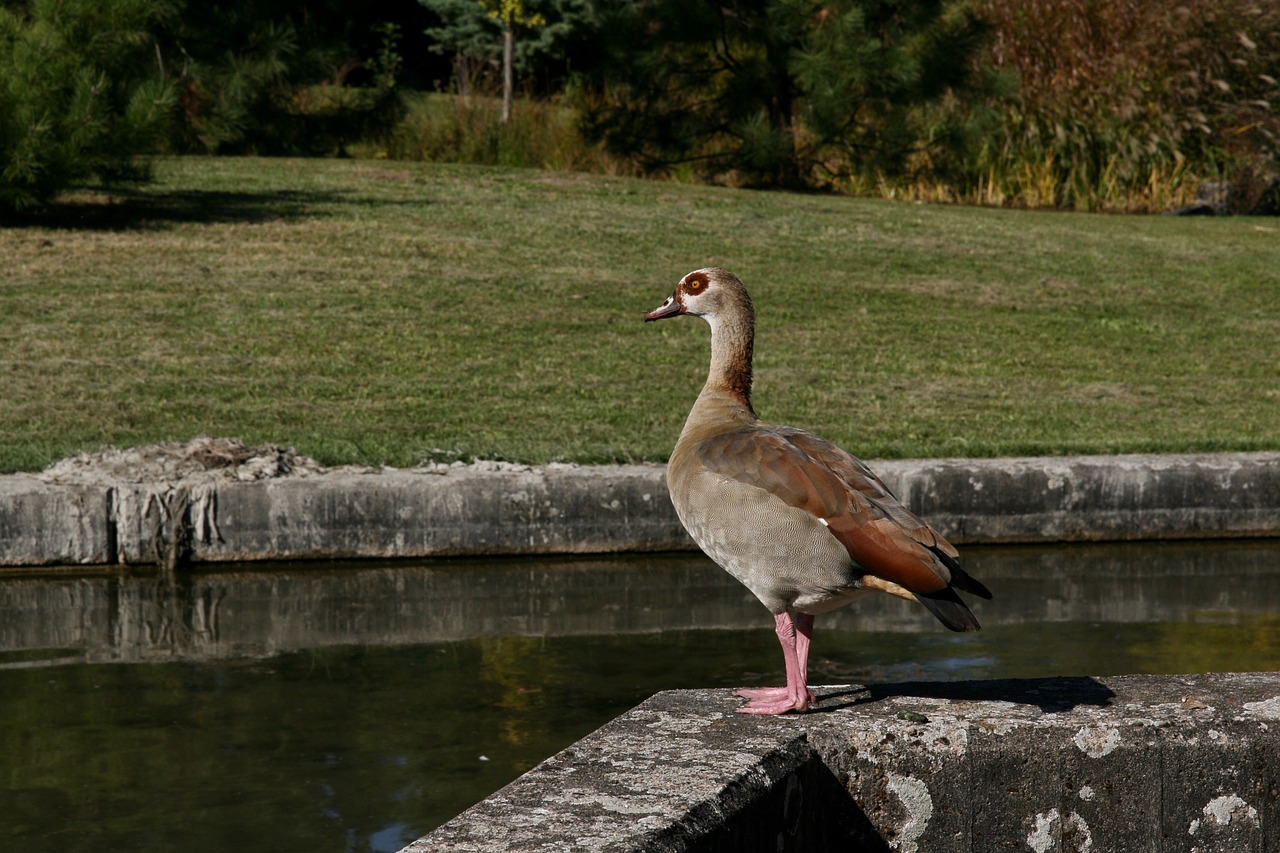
[645,267,757,408]
[644,268,752,326]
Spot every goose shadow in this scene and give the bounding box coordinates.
[813,674,1116,714]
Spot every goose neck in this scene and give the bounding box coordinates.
[704,311,754,410]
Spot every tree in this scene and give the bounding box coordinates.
[578,0,988,189]
[159,2,405,155]
[422,0,589,119]
[483,0,545,124]
[0,0,175,213]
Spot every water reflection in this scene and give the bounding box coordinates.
[4,540,1279,667]
[0,540,1278,853]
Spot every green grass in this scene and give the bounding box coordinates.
[0,157,1277,473]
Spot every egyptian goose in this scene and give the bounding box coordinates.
[645,268,992,715]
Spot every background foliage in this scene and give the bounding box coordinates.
[0,0,174,212]
[421,0,588,96]
[965,0,1280,210]
[576,0,992,189]
[0,0,1277,212]
[159,1,408,156]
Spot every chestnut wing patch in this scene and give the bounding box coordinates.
[781,427,991,602]
[780,428,958,559]
[696,426,954,595]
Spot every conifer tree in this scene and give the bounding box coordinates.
[160,2,407,156]
[0,0,175,213]
[579,0,987,189]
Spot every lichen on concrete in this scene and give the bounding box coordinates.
[406,673,1280,852]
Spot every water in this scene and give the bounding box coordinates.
[2,540,1279,852]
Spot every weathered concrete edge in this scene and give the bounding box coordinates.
[405,672,1280,852]
[2,451,1278,567]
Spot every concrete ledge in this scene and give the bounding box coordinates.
[406,672,1280,852]
[2,452,1279,567]
[874,453,1280,543]
[0,478,113,567]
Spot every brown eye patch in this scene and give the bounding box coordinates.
[684,272,709,292]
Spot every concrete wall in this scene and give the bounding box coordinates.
[406,672,1280,852]
[3,452,1279,567]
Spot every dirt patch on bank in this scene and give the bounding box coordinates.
[32,437,544,487]
[37,436,328,486]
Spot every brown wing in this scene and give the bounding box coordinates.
[697,425,957,596]
[779,428,957,553]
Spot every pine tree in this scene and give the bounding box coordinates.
[0,0,175,213]
[159,2,406,156]
[578,0,988,189]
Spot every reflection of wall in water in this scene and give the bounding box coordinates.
[2,541,1279,666]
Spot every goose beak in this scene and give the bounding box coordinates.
[645,291,682,322]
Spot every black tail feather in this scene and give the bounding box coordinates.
[948,565,993,600]
[914,586,983,632]
[927,544,993,600]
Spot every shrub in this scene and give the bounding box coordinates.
[378,90,627,172]
[164,10,405,156]
[962,0,1280,211]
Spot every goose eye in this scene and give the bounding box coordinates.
[685,274,707,293]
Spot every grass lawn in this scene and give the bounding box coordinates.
[1,157,1277,474]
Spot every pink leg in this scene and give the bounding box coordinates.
[794,611,814,686]
[733,612,816,715]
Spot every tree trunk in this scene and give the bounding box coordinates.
[501,26,514,125]
[455,52,470,100]
[765,37,799,188]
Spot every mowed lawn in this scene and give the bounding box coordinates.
[1,157,1277,473]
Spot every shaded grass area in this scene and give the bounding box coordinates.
[1,157,1277,473]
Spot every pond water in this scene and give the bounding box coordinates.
[2,540,1280,852]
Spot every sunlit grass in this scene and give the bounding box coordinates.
[0,157,1276,473]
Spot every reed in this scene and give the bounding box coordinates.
[947,0,1280,212]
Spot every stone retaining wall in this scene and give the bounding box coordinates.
[407,672,1280,852]
[2,452,1278,567]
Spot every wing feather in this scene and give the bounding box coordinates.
[697,425,974,598]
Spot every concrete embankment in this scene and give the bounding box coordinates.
[405,672,1280,852]
[2,450,1279,567]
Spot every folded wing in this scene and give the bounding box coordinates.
[697,425,991,630]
